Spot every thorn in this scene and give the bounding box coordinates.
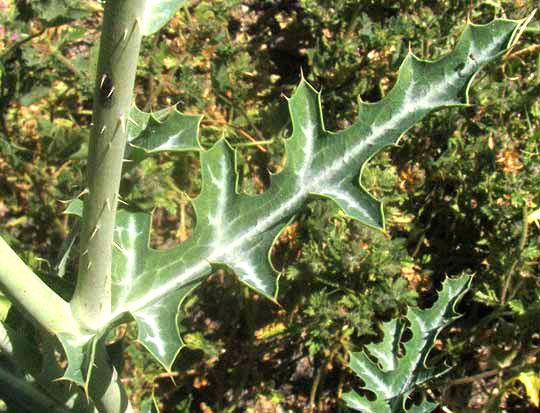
[119,117,126,134]
[112,241,128,255]
[100,73,107,89]
[119,19,141,51]
[128,116,140,127]
[117,196,128,205]
[122,158,134,163]
[78,188,89,198]
[87,260,92,270]
[100,125,107,135]
[90,225,100,240]
[81,249,89,256]
[106,86,115,99]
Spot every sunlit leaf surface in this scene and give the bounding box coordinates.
[60,18,523,383]
[342,275,472,412]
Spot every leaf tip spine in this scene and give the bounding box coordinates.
[112,241,126,254]
[127,115,140,128]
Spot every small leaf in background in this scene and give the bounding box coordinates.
[513,371,540,407]
[30,0,91,26]
[141,0,186,36]
[342,275,471,412]
[140,397,160,413]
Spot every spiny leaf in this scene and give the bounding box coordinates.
[109,17,520,300]
[65,203,202,370]
[57,333,96,390]
[131,285,196,371]
[66,17,524,379]
[108,18,520,372]
[342,275,472,412]
[126,105,202,163]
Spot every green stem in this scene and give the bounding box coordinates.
[71,0,145,330]
[523,25,540,33]
[500,203,529,306]
[0,236,79,335]
[309,365,322,413]
[90,340,133,413]
[309,344,340,413]
[0,365,71,413]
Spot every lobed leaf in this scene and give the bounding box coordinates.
[64,17,525,378]
[342,275,472,412]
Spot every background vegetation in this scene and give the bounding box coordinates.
[0,0,539,411]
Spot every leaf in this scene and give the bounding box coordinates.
[65,17,525,381]
[130,280,199,370]
[57,333,97,390]
[342,275,472,412]
[126,105,203,163]
[528,208,540,225]
[141,0,186,36]
[513,371,540,407]
[109,18,522,301]
[140,398,159,413]
[33,0,91,26]
[64,204,201,370]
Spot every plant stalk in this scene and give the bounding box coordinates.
[0,236,79,334]
[71,0,145,330]
[90,340,133,413]
[500,203,529,306]
[0,365,71,413]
